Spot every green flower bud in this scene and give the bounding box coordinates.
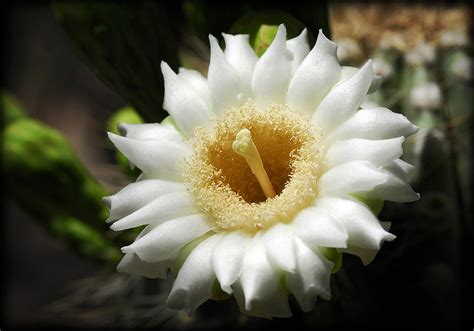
[106,106,143,178]
[229,11,306,56]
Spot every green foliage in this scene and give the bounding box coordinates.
[1,91,26,126]
[52,1,180,122]
[2,102,124,263]
[50,215,122,264]
[4,118,109,230]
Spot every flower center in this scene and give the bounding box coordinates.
[232,128,277,199]
[184,103,324,233]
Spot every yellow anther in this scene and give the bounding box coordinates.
[232,128,277,199]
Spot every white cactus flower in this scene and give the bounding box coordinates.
[410,82,442,111]
[450,53,472,81]
[439,30,469,48]
[405,42,436,67]
[105,25,419,318]
[372,58,394,80]
[335,37,363,63]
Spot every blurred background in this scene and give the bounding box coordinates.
[1,1,472,329]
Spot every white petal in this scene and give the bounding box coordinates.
[369,166,420,202]
[212,231,251,294]
[292,206,348,248]
[110,192,198,231]
[240,234,280,310]
[252,24,293,107]
[387,158,416,182]
[208,35,241,116]
[287,28,310,75]
[329,107,419,141]
[161,61,213,138]
[222,33,258,98]
[166,233,223,312]
[340,66,381,94]
[122,214,212,263]
[103,179,186,223]
[317,197,395,251]
[178,68,211,109]
[263,223,296,273]
[287,30,341,114]
[285,238,333,312]
[117,252,171,279]
[339,66,358,81]
[325,137,405,168]
[318,160,388,197]
[107,132,191,181]
[118,122,184,142]
[312,60,374,131]
[232,279,291,318]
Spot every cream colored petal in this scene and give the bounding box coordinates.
[178,68,211,109]
[122,214,213,263]
[317,197,395,251]
[117,253,171,279]
[232,279,292,318]
[222,33,258,98]
[252,24,293,107]
[240,234,280,311]
[285,238,333,312]
[329,107,419,141]
[287,28,310,75]
[103,179,186,223]
[263,223,297,273]
[212,231,252,294]
[110,192,198,231]
[107,132,191,181]
[208,35,241,116]
[161,61,213,137]
[287,29,341,114]
[318,160,388,197]
[325,137,404,168]
[312,60,374,131]
[292,206,348,248]
[166,233,223,312]
[118,122,184,142]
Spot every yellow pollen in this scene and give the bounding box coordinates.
[232,128,277,199]
[184,103,324,234]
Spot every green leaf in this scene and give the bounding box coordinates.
[52,1,181,122]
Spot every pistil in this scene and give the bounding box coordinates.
[232,128,277,199]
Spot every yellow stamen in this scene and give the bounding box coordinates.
[232,128,277,199]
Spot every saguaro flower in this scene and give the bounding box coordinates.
[105,25,419,318]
